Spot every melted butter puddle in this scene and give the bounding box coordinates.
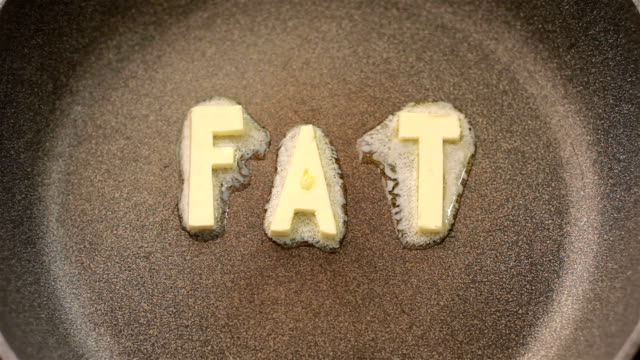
[357,101,476,248]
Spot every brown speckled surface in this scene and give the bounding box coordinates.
[0,0,639,359]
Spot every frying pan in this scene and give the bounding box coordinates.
[1,0,639,359]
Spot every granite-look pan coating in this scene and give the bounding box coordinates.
[0,0,639,359]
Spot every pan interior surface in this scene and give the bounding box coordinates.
[0,0,639,359]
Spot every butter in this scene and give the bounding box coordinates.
[398,112,461,232]
[187,104,244,231]
[357,102,475,248]
[269,125,337,241]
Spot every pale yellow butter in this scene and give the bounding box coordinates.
[187,104,244,231]
[357,102,475,247]
[398,112,461,232]
[269,125,337,241]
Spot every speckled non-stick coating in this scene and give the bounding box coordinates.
[1,0,639,359]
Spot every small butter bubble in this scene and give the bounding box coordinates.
[300,169,315,190]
